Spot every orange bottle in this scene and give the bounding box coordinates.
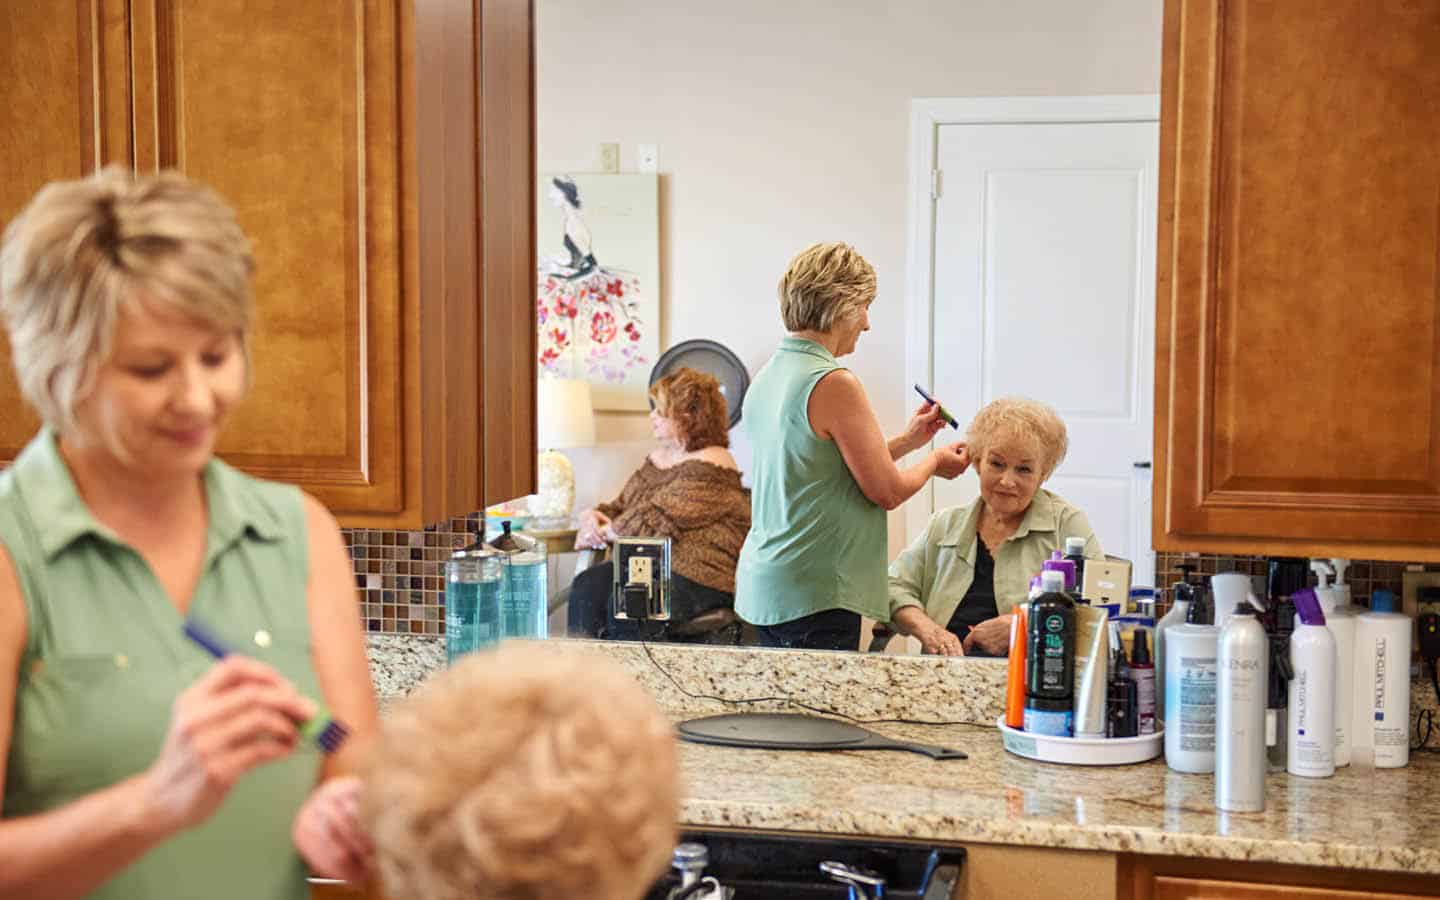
[1005,603,1029,728]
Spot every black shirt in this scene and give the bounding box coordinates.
[944,538,1002,656]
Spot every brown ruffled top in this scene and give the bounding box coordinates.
[595,458,751,594]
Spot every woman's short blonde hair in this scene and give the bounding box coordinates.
[364,643,680,900]
[778,242,876,333]
[965,396,1069,481]
[0,166,255,435]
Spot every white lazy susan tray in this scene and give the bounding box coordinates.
[996,717,1163,766]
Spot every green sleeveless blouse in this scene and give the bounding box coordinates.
[735,337,888,625]
[1,430,322,900]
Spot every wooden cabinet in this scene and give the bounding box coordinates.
[0,0,536,528]
[1124,856,1440,900]
[1152,0,1440,561]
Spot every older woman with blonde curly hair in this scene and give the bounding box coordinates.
[735,242,969,650]
[568,366,750,643]
[887,397,1102,657]
[364,643,679,900]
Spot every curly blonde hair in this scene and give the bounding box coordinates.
[0,166,255,436]
[777,242,876,333]
[363,644,680,900]
[965,396,1069,481]
[650,366,729,451]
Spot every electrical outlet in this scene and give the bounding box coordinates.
[598,142,620,173]
[627,555,653,586]
[1402,570,1440,644]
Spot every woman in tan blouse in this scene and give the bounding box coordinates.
[568,367,751,642]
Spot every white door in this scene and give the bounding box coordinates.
[925,118,1158,587]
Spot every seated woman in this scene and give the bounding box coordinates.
[363,643,678,900]
[887,397,1103,657]
[566,367,751,642]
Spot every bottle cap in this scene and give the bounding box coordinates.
[1172,581,1195,606]
[1292,588,1326,626]
[1064,536,1087,557]
[1232,592,1265,616]
[1029,574,1042,593]
[1130,628,1151,664]
[1039,569,1065,593]
[1042,558,1076,590]
[1371,588,1399,613]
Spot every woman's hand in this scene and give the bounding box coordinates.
[897,402,947,455]
[294,775,374,884]
[917,625,965,656]
[962,613,1015,656]
[575,509,613,550]
[141,656,315,834]
[931,442,970,479]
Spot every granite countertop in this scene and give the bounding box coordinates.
[675,718,1440,876]
[366,634,1440,876]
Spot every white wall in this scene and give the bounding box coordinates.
[539,0,1162,557]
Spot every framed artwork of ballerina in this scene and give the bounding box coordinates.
[536,173,660,410]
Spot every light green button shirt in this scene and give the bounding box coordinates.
[0,430,321,900]
[735,337,888,625]
[888,489,1103,625]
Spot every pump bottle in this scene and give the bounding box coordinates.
[1164,588,1218,774]
[1310,559,1353,767]
[1154,582,1195,721]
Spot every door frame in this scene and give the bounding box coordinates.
[902,94,1161,547]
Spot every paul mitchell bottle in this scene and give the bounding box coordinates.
[1024,569,1076,736]
[1287,588,1336,778]
[1217,593,1269,812]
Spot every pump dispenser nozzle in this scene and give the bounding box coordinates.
[1330,558,1351,588]
[1309,559,1334,590]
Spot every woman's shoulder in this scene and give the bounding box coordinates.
[686,445,739,471]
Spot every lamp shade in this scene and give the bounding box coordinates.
[536,377,596,450]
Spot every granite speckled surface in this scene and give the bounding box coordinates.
[365,635,1440,876]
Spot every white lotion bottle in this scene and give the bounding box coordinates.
[1288,588,1336,778]
[1310,559,1354,767]
[1353,588,1412,768]
[1216,593,1269,812]
[1155,581,1194,722]
[1164,588,1218,774]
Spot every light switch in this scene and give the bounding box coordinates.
[637,143,659,173]
[599,142,620,173]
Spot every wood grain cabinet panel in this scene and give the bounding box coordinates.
[0,0,131,460]
[1153,879,1429,900]
[0,0,536,527]
[1154,0,1440,560]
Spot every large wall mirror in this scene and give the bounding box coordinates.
[536,1,1163,653]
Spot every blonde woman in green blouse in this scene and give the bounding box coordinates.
[0,169,378,899]
[735,242,970,650]
[887,397,1102,657]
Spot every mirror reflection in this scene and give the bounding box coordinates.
[526,0,1164,653]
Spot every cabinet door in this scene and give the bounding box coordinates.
[128,0,407,516]
[1155,877,1429,900]
[1154,0,1440,561]
[0,0,131,458]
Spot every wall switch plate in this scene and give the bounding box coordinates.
[637,143,659,173]
[598,142,620,173]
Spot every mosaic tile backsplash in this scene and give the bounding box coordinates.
[342,519,1440,636]
[342,512,487,635]
[1152,551,1440,616]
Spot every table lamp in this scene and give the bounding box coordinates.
[531,376,596,527]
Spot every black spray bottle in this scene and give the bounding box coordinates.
[1024,569,1076,736]
[1107,620,1139,738]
